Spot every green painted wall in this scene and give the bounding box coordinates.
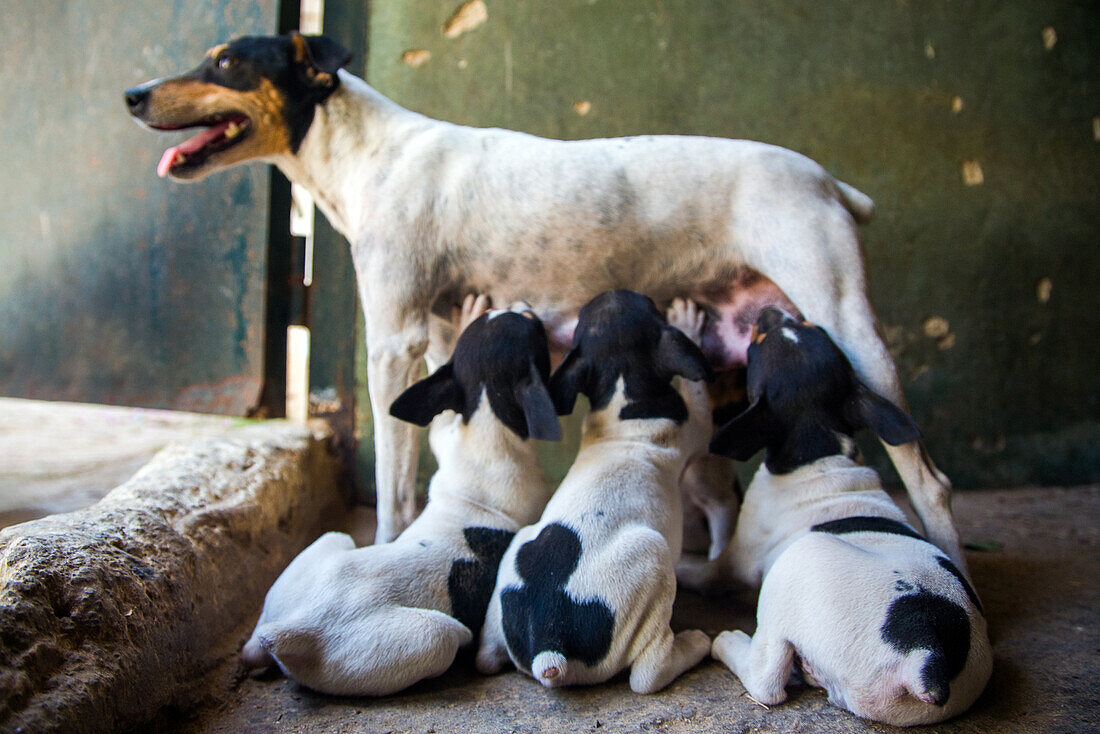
[330,0,1099,489]
[0,1,288,414]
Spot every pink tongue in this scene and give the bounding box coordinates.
[156,121,232,178]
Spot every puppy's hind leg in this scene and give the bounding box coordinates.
[629,628,712,694]
[680,455,739,559]
[475,588,511,675]
[331,606,473,696]
[712,628,795,706]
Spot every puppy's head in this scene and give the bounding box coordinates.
[549,290,712,422]
[709,307,920,472]
[390,310,561,441]
[124,33,352,180]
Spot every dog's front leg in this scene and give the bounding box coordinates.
[365,310,430,543]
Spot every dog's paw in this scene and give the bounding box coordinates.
[667,298,705,343]
[453,293,493,332]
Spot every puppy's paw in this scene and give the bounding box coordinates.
[711,629,752,664]
[667,298,706,343]
[453,293,493,333]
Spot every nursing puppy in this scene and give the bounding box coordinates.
[240,301,561,696]
[682,307,991,726]
[477,291,713,694]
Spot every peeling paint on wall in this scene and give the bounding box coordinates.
[923,316,950,339]
[951,96,964,114]
[573,100,592,115]
[1042,26,1057,51]
[442,0,487,38]
[1036,277,1053,303]
[962,160,984,185]
[924,41,936,59]
[402,49,431,68]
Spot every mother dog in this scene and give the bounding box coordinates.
[124,32,962,564]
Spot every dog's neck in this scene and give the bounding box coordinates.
[271,71,428,240]
[578,385,684,468]
[427,407,552,529]
[738,455,907,575]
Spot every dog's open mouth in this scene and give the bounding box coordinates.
[152,113,252,178]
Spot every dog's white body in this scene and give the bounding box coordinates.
[693,457,991,726]
[477,301,712,694]
[270,70,962,565]
[241,402,553,696]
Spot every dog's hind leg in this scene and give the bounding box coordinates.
[629,627,712,694]
[712,628,794,706]
[475,587,511,675]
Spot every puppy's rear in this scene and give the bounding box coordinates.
[706,308,992,726]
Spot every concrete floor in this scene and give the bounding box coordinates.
[175,486,1099,734]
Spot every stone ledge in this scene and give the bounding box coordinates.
[0,420,349,734]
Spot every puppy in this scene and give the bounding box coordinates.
[683,308,991,726]
[240,300,561,695]
[477,291,713,694]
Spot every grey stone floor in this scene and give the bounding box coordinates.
[176,486,1099,734]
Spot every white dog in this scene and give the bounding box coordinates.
[240,299,561,695]
[680,308,991,726]
[126,33,962,566]
[477,292,713,694]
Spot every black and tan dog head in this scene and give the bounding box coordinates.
[125,33,351,180]
[709,307,921,473]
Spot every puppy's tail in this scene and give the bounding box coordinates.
[531,651,569,687]
[836,180,875,225]
[905,651,951,707]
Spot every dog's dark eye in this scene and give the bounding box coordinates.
[217,55,236,70]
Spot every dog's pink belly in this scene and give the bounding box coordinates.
[695,276,802,370]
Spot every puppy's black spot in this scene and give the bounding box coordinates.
[419,540,428,547]
[881,589,970,707]
[811,516,924,541]
[501,523,614,670]
[448,527,515,637]
[936,556,983,616]
[895,579,914,593]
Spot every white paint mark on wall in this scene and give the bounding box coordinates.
[951,96,964,114]
[962,160,984,186]
[923,316,950,339]
[443,0,488,38]
[1036,277,1053,304]
[1092,117,1100,141]
[402,49,431,68]
[924,41,936,59]
[1042,27,1057,51]
[573,100,592,116]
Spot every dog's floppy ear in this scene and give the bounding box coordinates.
[846,382,922,446]
[389,363,463,426]
[548,347,589,415]
[289,32,352,86]
[656,325,714,383]
[515,362,562,441]
[709,397,771,460]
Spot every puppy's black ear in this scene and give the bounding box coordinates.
[516,363,562,441]
[289,32,352,85]
[656,326,714,383]
[847,382,922,446]
[548,348,588,415]
[389,363,463,426]
[709,397,771,460]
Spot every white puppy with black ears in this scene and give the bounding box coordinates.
[477,291,714,694]
[240,298,561,696]
[680,307,991,726]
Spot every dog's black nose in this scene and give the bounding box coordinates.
[124,86,148,114]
